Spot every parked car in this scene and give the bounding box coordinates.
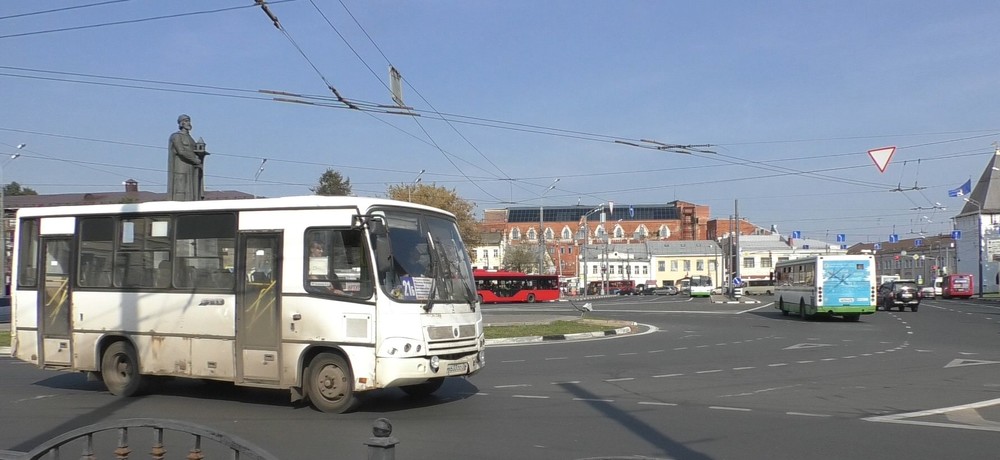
[616,287,635,295]
[918,286,936,299]
[652,286,678,295]
[0,296,9,323]
[636,286,657,295]
[878,280,920,312]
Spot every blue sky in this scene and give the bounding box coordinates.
[3,1,998,244]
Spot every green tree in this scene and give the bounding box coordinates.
[502,245,537,273]
[3,182,37,196]
[312,169,352,196]
[385,182,481,250]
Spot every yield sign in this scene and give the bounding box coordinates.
[868,146,896,173]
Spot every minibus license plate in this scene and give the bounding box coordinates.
[447,363,468,374]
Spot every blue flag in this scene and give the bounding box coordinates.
[948,179,971,197]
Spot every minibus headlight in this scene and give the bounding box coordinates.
[429,355,440,372]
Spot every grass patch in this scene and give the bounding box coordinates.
[485,319,621,339]
[0,331,9,347]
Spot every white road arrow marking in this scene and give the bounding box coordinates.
[944,359,1000,368]
[784,343,834,350]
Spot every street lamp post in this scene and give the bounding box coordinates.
[409,169,425,202]
[579,203,605,295]
[537,178,559,274]
[1,144,24,298]
[964,197,985,298]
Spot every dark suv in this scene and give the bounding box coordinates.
[878,280,920,312]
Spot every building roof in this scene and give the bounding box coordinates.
[959,147,1000,217]
[479,232,504,245]
[503,203,690,223]
[580,240,721,259]
[848,234,954,255]
[736,234,790,251]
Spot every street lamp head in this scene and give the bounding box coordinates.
[16,144,25,150]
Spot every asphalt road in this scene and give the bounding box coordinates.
[3,295,1000,459]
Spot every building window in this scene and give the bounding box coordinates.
[511,228,520,240]
[561,227,572,239]
[492,249,498,258]
[614,226,625,238]
[642,266,648,275]
[658,225,671,239]
[671,260,678,271]
[761,258,772,268]
[743,257,755,268]
[683,260,691,271]
[696,260,704,271]
[527,228,537,241]
[658,261,665,272]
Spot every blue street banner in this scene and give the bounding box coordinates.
[836,233,846,242]
[874,243,882,250]
[948,179,971,197]
[889,234,899,243]
[952,230,961,240]
[791,230,802,239]
[915,239,923,247]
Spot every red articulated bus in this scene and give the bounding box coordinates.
[474,269,560,303]
[941,273,974,299]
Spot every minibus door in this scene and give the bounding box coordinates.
[38,237,72,366]
[235,232,282,384]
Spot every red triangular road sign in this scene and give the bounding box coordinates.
[868,146,896,173]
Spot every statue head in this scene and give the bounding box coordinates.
[177,114,191,129]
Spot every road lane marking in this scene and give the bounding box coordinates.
[710,406,752,412]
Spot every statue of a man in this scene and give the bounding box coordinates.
[167,114,207,200]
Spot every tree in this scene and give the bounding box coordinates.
[502,245,537,273]
[311,169,352,196]
[385,182,481,250]
[3,182,37,196]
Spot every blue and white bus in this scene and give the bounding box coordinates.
[773,254,876,321]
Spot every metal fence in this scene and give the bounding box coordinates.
[0,418,399,460]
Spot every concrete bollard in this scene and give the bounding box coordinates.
[364,418,399,460]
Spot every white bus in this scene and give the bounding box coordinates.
[742,279,775,296]
[9,196,485,413]
[773,254,876,321]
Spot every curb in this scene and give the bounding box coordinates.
[486,323,636,346]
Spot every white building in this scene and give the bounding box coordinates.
[720,234,846,284]
[954,146,1000,295]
